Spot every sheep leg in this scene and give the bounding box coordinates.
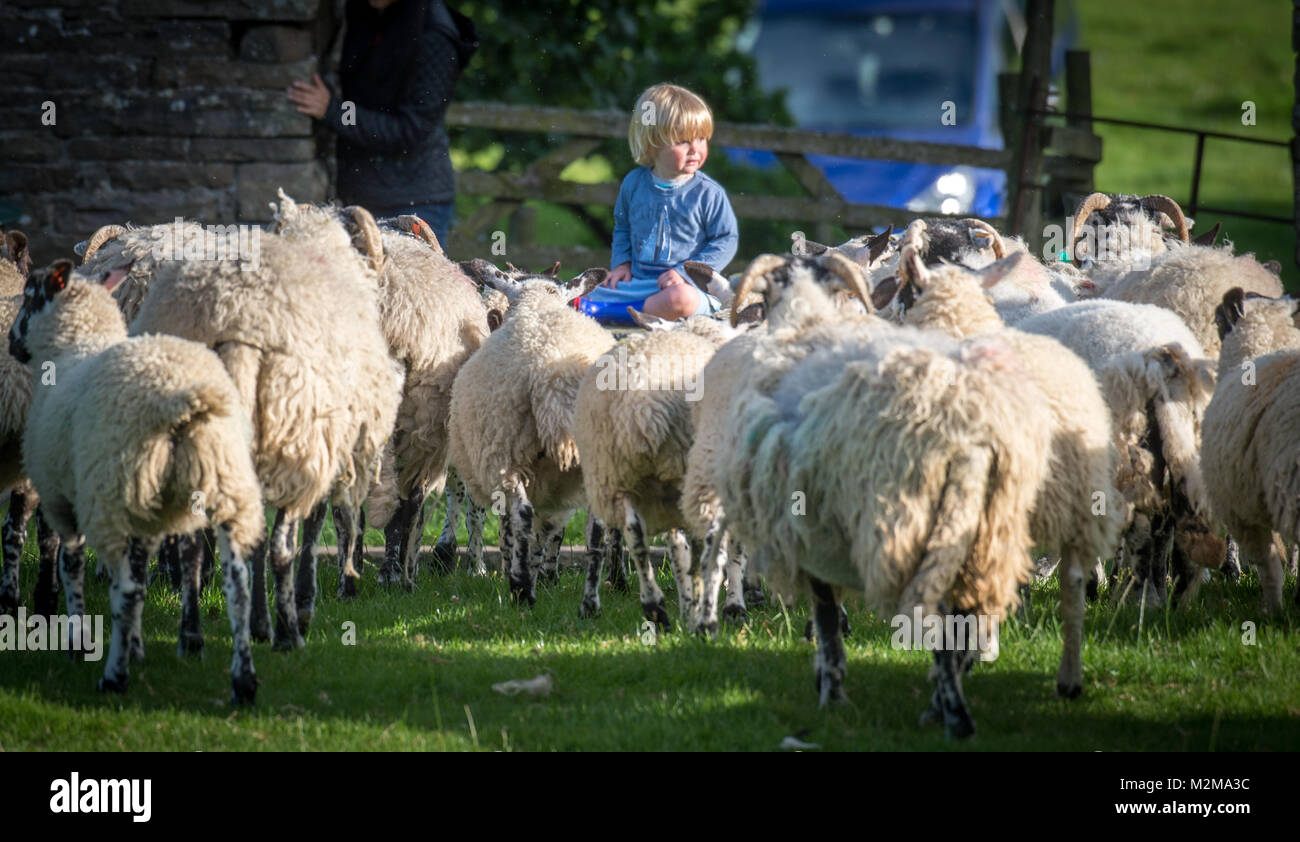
[177,531,206,656]
[579,516,606,618]
[99,539,146,694]
[498,502,512,579]
[666,529,695,624]
[465,492,487,576]
[538,519,564,584]
[1056,550,1087,699]
[506,486,539,606]
[1138,507,1173,606]
[156,534,181,591]
[403,484,435,582]
[920,630,978,740]
[809,577,846,706]
[605,526,628,592]
[1248,533,1285,614]
[200,527,216,590]
[432,481,461,574]
[0,485,38,616]
[249,528,272,643]
[624,499,669,630]
[32,510,61,617]
[58,537,87,622]
[335,503,360,599]
[1220,536,1242,582]
[269,510,305,651]
[696,521,732,634]
[294,501,328,634]
[352,506,367,579]
[741,549,765,607]
[218,524,257,705]
[1085,558,1105,602]
[381,489,423,590]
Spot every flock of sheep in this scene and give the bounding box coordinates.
[0,187,1295,739]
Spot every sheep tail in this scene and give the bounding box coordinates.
[143,381,235,436]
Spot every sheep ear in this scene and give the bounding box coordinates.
[682,260,716,293]
[487,308,504,331]
[545,261,561,278]
[866,226,893,264]
[461,258,519,296]
[1214,287,1246,339]
[1191,221,1221,246]
[1261,259,1282,277]
[45,259,73,295]
[735,301,765,325]
[627,307,672,330]
[793,232,828,256]
[977,252,1025,288]
[870,275,900,311]
[568,267,608,299]
[4,231,30,276]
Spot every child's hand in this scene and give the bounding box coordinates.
[604,263,632,288]
[657,268,686,289]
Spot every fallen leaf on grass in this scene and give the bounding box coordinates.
[491,675,553,697]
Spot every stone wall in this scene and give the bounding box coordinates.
[1,0,338,263]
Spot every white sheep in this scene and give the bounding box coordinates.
[1202,288,1300,612]
[706,253,1054,737]
[448,259,614,605]
[78,192,403,650]
[10,261,265,704]
[573,312,741,626]
[897,224,1123,698]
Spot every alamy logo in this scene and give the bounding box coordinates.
[151,218,261,271]
[50,772,151,822]
[0,609,103,662]
[889,606,999,660]
[592,345,702,401]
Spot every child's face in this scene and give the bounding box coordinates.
[651,136,708,179]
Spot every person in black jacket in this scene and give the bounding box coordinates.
[287,0,477,247]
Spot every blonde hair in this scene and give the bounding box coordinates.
[628,84,714,167]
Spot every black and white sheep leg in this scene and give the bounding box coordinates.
[0,484,37,616]
[919,605,978,740]
[32,510,61,617]
[624,499,669,630]
[695,521,732,634]
[334,503,360,599]
[538,520,564,584]
[402,483,434,584]
[579,515,605,618]
[432,478,461,574]
[249,531,272,643]
[177,531,206,656]
[99,539,146,694]
[294,501,328,634]
[218,525,258,705]
[741,549,765,607]
[667,529,695,626]
[127,540,148,663]
[507,486,539,606]
[465,495,487,576]
[604,526,628,592]
[809,578,846,707]
[268,510,305,651]
[720,539,749,624]
[58,537,88,622]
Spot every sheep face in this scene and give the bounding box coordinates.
[9,259,72,363]
[1215,287,1300,342]
[729,252,872,327]
[1070,193,1189,270]
[1,231,30,278]
[458,258,607,308]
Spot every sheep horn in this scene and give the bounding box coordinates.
[730,254,789,327]
[961,218,1005,259]
[545,261,561,278]
[1191,221,1221,247]
[1140,194,1190,243]
[866,225,893,264]
[396,214,442,254]
[820,250,874,314]
[345,206,385,275]
[1070,192,1113,265]
[82,224,127,264]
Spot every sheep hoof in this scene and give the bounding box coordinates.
[1085,578,1099,602]
[296,607,314,635]
[508,582,536,608]
[272,631,305,652]
[250,614,271,643]
[539,569,559,586]
[337,579,358,600]
[1056,680,1083,700]
[743,588,765,607]
[231,673,259,706]
[98,675,128,694]
[944,718,976,741]
[578,598,600,619]
[803,620,814,642]
[722,603,747,625]
[695,620,719,638]
[919,704,942,728]
[33,591,58,619]
[177,633,204,657]
[642,602,671,632]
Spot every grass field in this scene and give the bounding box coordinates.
[1,505,1298,751]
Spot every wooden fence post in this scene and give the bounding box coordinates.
[1006,0,1055,255]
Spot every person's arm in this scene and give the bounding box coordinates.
[609,173,634,270]
[674,183,739,277]
[323,26,460,154]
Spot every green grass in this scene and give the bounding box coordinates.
[2,512,1298,751]
[1078,0,1296,289]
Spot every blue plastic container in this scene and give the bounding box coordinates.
[571,296,648,327]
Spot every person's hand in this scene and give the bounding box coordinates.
[657,268,686,289]
[287,73,331,120]
[603,262,632,288]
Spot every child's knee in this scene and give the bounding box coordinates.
[647,285,700,320]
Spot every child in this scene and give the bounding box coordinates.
[581,83,739,321]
